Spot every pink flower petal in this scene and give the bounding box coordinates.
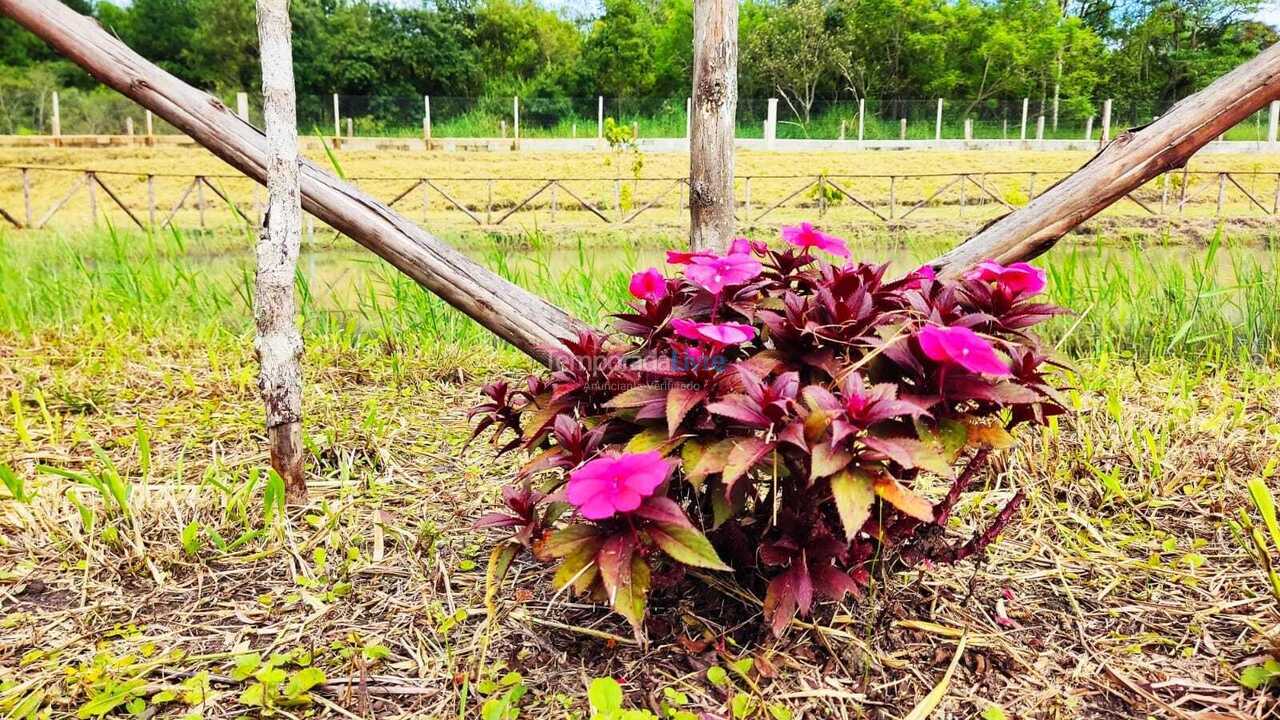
[917,325,1011,376]
[970,260,1046,296]
[629,268,667,302]
[781,222,849,258]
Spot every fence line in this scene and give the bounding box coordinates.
[3,165,1279,233]
[6,90,1280,145]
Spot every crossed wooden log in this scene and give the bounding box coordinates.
[4,0,1279,366]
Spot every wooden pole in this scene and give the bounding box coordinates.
[255,0,306,504]
[900,118,906,140]
[21,168,32,226]
[145,109,153,144]
[1085,116,1094,140]
[928,42,1280,277]
[1036,115,1045,142]
[689,0,737,251]
[1101,98,1112,143]
[0,0,585,364]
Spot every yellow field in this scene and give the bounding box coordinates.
[1,144,1278,236]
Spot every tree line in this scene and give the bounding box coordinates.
[1,0,1275,128]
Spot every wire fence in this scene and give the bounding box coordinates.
[2,87,1277,143]
[3,165,1277,235]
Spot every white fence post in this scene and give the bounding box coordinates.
[51,90,61,139]
[1101,99,1112,143]
[332,93,339,137]
[424,95,431,146]
[597,95,604,143]
[1268,100,1278,145]
[1020,98,1028,141]
[1085,116,1094,141]
[513,96,519,148]
[1052,84,1060,131]
[1036,115,1045,142]
[934,98,943,141]
[236,91,249,121]
[900,118,907,140]
[963,117,972,141]
[125,116,134,140]
[686,96,692,142]
[766,97,778,150]
[145,109,154,144]
[857,97,865,143]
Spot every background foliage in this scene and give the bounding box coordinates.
[0,0,1276,131]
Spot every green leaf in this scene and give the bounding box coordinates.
[612,555,650,635]
[830,469,876,540]
[231,653,261,681]
[706,666,728,686]
[238,682,266,707]
[666,387,706,437]
[1248,476,1280,555]
[980,704,1008,720]
[810,442,852,481]
[1240,664,1272,690]
[604,385,666,409]
[768,703,794,720]
[684,438,735,488]
[181,521,200,557]
[874,475,934,522]
[125,698,146,715]
[284,667,326,699]
[722,438,775,497]
[587,677,624,715]
[730,692,752,718]
[77,680,145,718]
[648,524,731,571]
[544,524,603,557]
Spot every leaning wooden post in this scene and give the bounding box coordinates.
[255,0,306,503]
[689,0,737,251]
[928,42,1280,276]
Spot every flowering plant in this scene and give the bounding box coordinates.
[471,226,1066,639]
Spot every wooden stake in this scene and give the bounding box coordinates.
[689,0,738,251]
[21,168,31,226]
[255,0,306,504]
[146,174,155,227]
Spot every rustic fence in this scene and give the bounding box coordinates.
[2,165,1278,234]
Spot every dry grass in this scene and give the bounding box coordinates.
[1,146,1278,236]
[3,327,1279,719]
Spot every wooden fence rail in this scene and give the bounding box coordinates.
[4,165,1278,233]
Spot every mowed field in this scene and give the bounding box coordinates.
[2,145,1279,237]
[2,140,1280,719]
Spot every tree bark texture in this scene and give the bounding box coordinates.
[689,0,737,252]
[0,0,589,366]
[929,41,1280,277]
[255,0,306,503]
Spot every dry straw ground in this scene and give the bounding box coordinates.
[3,326,1279,719]
[2,146,1279,236]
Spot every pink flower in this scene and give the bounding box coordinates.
[671,317,757,345]
[629,268,667,302]
[969,260,1046,297]
[666,250,716,265]
[566,451,670,520]
[781,222,849,258]
[683,253,763,294]
[917,325,1011,376]
[903,264,936,289]
[728,237,751,255]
